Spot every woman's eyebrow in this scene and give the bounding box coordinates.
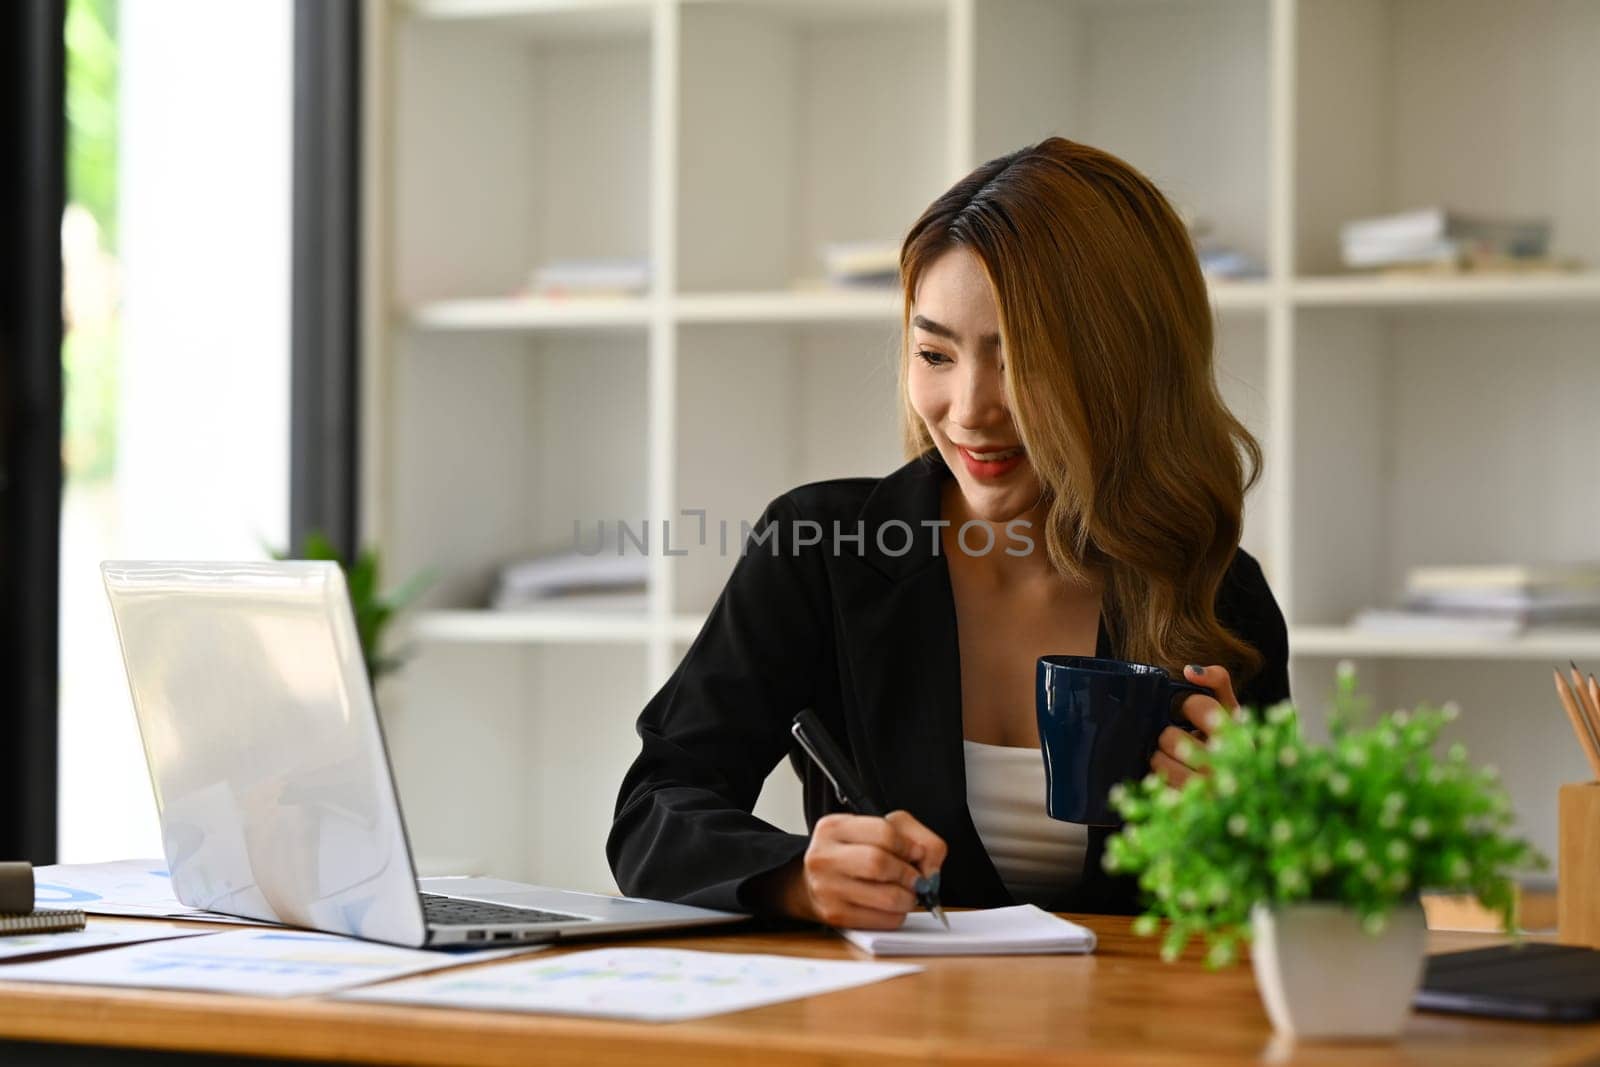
[911,314,1001,349]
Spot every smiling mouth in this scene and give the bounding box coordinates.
[958,445,1024,462]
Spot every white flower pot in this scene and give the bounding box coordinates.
[1250,900,1428,1040]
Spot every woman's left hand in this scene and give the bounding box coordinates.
[1150,664,1239,789]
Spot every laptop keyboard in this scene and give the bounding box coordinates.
[421,892,591,928]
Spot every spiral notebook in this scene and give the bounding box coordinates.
[1,861,86,937]
[841,905,1097,956]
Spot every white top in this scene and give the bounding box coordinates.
[963,740,1088,909]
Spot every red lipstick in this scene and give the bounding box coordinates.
[956,445,1025,481]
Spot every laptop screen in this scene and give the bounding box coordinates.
[101,560,427,946]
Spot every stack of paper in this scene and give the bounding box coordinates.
[491,528,649,612]
[527,258,650,297]
[1179,206,1264,280]
[1351,561,1600,639]
[842,905,1097,957]
[820,240,899,288]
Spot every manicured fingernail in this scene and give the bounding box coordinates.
[927,870,941,893]
[913,875,930,895]
[1187,664,1205,676]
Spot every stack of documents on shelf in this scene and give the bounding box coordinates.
[1348,609,1524,642]
[1181,208,1264,280]
[1351,562,1600,638]
[491,528,648,612]
[1196,246,1264,280]
[1339,208,1554,270]
[527,257,650,298]
[819,240,900,288]
[340,946,919,1022]
[842,904,1097,957]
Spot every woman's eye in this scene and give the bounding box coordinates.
[915,349,949,366]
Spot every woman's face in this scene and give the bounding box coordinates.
[908,247,1044,524]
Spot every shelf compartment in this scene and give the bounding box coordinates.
[973,0,1272,279]
[676,1,949,293]
[1296,0,1600,276]
[394,10,651,303]
[386,332,649,613]
[1288,304,1600,642]
[672,322,904,616]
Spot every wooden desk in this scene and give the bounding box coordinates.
[0,915,1596,1066]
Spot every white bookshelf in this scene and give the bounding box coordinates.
[365,0,1600,891]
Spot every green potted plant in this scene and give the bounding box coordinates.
[1104,662,1543,1040]
[274,532,433,685]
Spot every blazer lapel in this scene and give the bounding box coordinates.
[832,452,1013,908]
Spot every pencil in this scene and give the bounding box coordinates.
[1555,668,1600,780]
[1572,662,1600,750]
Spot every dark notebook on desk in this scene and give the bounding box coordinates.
[0,861,86,937]
[1417,943,1600,1021]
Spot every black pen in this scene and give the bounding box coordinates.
[790,709,949,929]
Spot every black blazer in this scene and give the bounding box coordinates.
[608,451,1290,917]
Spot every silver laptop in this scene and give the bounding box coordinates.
[100,560,743,948]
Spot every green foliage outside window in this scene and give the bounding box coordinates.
[64,0,121,485]
[1104,664,1544,969]
[67,0,119,247]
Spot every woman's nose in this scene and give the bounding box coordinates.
[949,361,1007,429]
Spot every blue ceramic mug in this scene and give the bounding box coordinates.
[1035,655,1215,826]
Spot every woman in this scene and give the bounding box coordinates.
[608,138,1289,929]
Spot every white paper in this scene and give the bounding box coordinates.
[0,920,214,961]
[0,927,546,998]
[338,947,921,1022]
[30,860,276,926]
[841,905,1098,956]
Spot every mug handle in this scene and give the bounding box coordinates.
[1161,678,1216,735]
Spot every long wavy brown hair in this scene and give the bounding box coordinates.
[898,136,1264,688]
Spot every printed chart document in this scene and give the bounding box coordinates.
[0,928,545,998]
[0,920,213,962]
[340,947,921,1022]
[842,905,1098,956]
[30,860,274,926]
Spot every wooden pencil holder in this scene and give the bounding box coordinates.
[1559,783,1600,948]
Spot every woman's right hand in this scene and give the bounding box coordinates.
[796,810,948,929]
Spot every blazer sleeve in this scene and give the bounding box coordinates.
[607,493,827,913]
